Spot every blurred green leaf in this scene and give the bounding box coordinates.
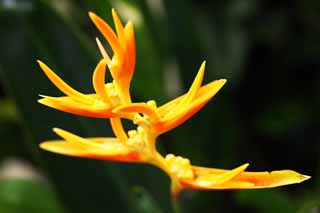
[162,0,204,86]
[256,103,307,138]
[0,178,65,213]
[196,0,256,85]
[235,189,296,213]
[0,99,20,123]
[131,186,163,213]
[297,199,320,213]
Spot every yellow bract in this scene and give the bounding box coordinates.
[38,9,309,197]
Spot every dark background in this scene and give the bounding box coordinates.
[0,0,318,212]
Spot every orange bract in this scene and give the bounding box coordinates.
[40,128,145,162]
[182,165,310,190]
[38,9,309,197]
[89,9,136,104]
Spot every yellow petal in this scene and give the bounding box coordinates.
[37,60,93,104]
[153,79,226,134]
[113,103,160,121]
[180,165,310,190]
[90,11,136,105]
[95,37,111,63]
[235,170,311,189]
[112,9,125,45]
[92,59,111,103]
[158,79,226,116]
[195,163,249,186]
[38,95,114,118]
[40,128,143,162]
[123,21,136,80]
[110,118,128,142]
[166,61,206,117]
[88,12,123,58]
[110,21,136,104]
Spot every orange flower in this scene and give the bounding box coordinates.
[38,10,135,118]
[38,9,309,198]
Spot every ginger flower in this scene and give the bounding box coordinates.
[38,9,310,197]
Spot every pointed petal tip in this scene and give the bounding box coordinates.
[37,96,50,104]
[52,128,75,140]
[52,127,65,136]
[39,142,48,150]
[88,11,99,22]
[111,8,116,15]
[290,172,311,184]
[126,21,134,28]
[38,94,53,101]
[216,79,227,86]
[37,95,53,104]
[37,60,46,68]
[300,174,311,182]
[243,163,250,168]
[98,58,108,66]
[268,170,311,187]
[199,61,206,72]
[88,11,95,18]
[39,141,53,150]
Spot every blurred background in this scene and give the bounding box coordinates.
[0,0,319,212]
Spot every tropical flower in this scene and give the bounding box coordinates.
[38,9,309,197]
[38,10,135,118]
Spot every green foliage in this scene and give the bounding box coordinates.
[235,190,296,213]
[131,186,163,213]
[0,179,65,213]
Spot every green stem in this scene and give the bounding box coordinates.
[171,195,181,213]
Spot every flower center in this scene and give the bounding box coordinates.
[126,126,146,150]
[165,154,194,180]
[105,83,121,105]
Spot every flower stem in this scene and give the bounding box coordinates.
[171,195,181,213]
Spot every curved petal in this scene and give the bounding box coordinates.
[109,21,136,104]
[92,59,111,103]
[153,79,226,134]
[195,163,249,186]
[88,12,123,59]
[37,60,94,104]
[113,102,160,121]
[38,95,115,118]
[179,165,310,190]
[39,128,144,162]
[122,21,136,84]
[96,37,111,63]
[112,9,126,46]
[165,61,206,118]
